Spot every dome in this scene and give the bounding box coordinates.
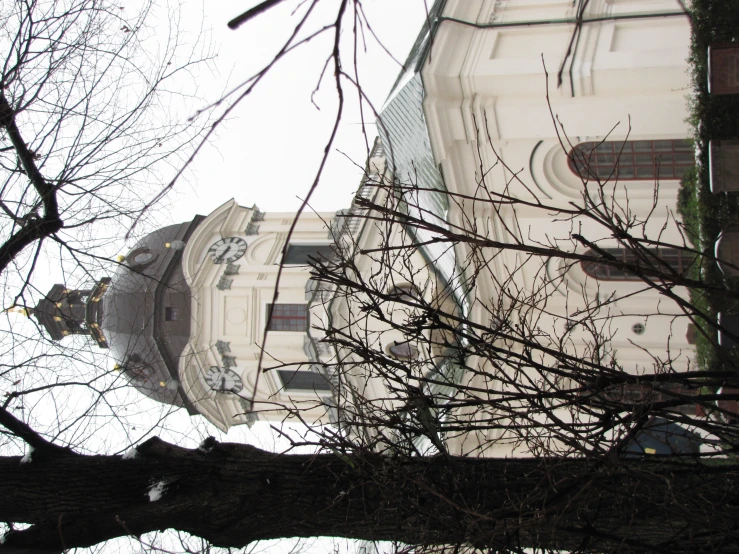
[100,216,204,412]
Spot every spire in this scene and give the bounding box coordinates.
[33,278,111,348]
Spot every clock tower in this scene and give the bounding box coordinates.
[32,201,344,430]
[176,199,341,430]
[33,142,385,431]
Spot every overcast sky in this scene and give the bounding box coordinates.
[2,0,430,446]
[2,5,429,550]
[152,6,432,551]
[164,1,427,224]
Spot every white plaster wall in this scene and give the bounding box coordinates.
[180,202,337,430]
[421,0,696,454]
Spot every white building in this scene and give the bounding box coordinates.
[34,0,696,445]
[329,0,697,455]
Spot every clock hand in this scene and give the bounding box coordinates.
[221,377,227,391]
[220,246,236,262]
[215,250,228,264]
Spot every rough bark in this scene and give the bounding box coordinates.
[1,437,738,553]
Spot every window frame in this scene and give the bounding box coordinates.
[266,303,309,332]
[581,247,691,281]
[277,369,332,392]
[283,244,335,266]
[569,139,694,181]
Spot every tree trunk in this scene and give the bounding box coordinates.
[1,437,738,553]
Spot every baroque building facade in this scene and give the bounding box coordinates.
[34,0,697,444]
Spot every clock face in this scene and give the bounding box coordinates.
[208,237,247,264]
[204,367,243,394]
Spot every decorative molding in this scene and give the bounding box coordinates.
[305,277,335,303]
[251,207,265,222]
[245,223,260,235]
[304,335,317,360]
[323,397,339,424]
[238,398,258,427]
[224,262,240,276]
[267,233,287,265]
[215,341,231,355]
[216,275,233,290]
[316,340,332,357]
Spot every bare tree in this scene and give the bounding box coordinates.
[310,141,738,455]
[5,0,739,553]
[0,0,212,467]
[4,128,739,553]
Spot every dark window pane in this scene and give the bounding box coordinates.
[617,166,635,178]
[675,151,694,164]
[658,164,674,178]
[267,304,309,331]
[634,153,655,165]
[675,166,689,179]
[632,141,653,152]
[582,247,691,281]
[165,307,178,321]
[283,244,335,265]
[636,166,655,178]
[278,370,331,391]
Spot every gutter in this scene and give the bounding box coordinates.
[438,11,687,30]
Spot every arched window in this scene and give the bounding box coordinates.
[569,139,693,181]
[582,248,691,281]
[387,283,422,302]
[388,341,419,360]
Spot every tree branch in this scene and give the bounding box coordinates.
[0,406,76,460]
[0,92,62,272]
[227,0,287,30]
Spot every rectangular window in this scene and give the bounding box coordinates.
[582,248,693,281]
[604,383,697,415]
[267,304,309,332]
[165,307,179,321]
[277,370,331,391]
[571,139,694,181]
[283,244,334,265]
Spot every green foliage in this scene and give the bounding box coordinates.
[677,166,701,248]
[681,0,739,373]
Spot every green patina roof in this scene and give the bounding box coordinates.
[377,0,469,451]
